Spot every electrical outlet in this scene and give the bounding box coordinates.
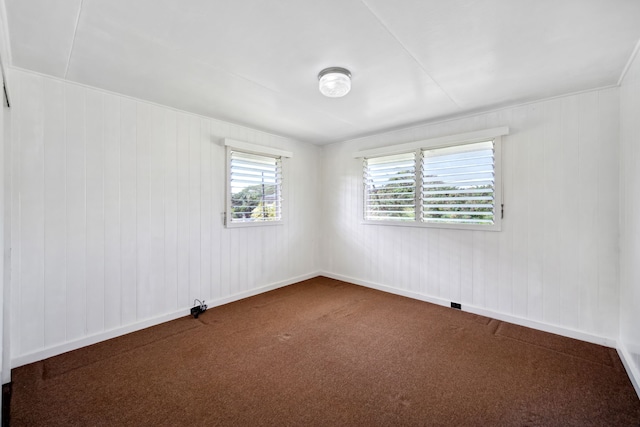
[451,302,462,310]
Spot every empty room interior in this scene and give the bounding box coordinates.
[1,0,640,425]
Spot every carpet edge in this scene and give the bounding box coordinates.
[320,271,617,349]
[11,271,323,370]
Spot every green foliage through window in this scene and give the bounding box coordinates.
[422,141,495,224]
[229,151,282,223]
[364,140,496,226]
[364,152,416,221]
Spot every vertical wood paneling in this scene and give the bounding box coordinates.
[426,229,439,297]
[43,77,66,346]
[200,120,212,300]
[380,226,393,288]
[136,104,151,319]
[596,89,620,337]
[405,228,419,294]
[282,153,292,282]
[85,90,105,334]
[471,231,485,306]
[234,228,247,291]
[492,111,510,314]
[10,70,322,361]
[459,231,473,305]
[219,221,231,298]
[541,98,563,326]
[246,227,256,292]
[485,229,500,312]
[559,96,580,330]
[577,92,600,334]
[1,83,7,384]
[119,98,137,325]
[210,139,223,301]
[439,231,453,301]
[509,107,528,317]
[176,113,190,308]
[65,83,86,341]
[526,103,545,322]
[370,216,380,286]
[389,228,400,291]
[188,117,201,301]
[163,110,178,311]
[349,160,360,281]
[322,86,621,341]
[264,225,278,285]
[10,71,22,358]
[215,122,230,298]
[103,94,121,330]
[620,47,640,383]
[19,73,45,353]
[149,106,166,313]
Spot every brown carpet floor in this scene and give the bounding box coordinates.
[10,276,640,426]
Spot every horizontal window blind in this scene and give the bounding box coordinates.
[364,152,416,221]
[229,150,282,223]
[422,140,495,225]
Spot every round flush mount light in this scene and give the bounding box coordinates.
[318,67,352,98]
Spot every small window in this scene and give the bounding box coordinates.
[364,152,416,221]
[360,132,503,231]
[227,150,282,225]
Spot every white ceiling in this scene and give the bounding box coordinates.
[5,0,640,144]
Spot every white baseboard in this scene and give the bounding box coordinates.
[11,308,190,369]
[617,342,640,399]
[10,270,626,383]
[320,271,617,348]
[11,271,321,369]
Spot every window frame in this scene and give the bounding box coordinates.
[224,139,292,228]
[356,127,507,232]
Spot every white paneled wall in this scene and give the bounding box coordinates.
[7,64,638,395]
[620,49,640,395]
[321,88,620,343]
[1,86,7,387]
[9,69,320,364]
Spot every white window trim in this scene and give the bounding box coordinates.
[353,126,508,158]
[224,138,293,159]
[355,127,508,232]
[224,139,292,228]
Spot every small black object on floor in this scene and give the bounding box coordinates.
[190,299,207,319]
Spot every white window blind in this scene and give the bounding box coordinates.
[422,140,496,225]
[229,150,282,223]
[364,152,416,221]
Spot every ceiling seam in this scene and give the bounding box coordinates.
[115,28,362,135]
[360,0,461,109]
[325,83,619,146]
[0,0,13,66]
[10,65,329,145]
[618,37,640,86]
[193,60,361,131]
[64,0,84,79]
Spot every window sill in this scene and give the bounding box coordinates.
[225,220,285,229]
[361,220,501,232]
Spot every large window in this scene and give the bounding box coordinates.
[359,128,506,231]
[225,139,292,227]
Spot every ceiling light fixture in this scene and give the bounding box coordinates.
[318,67,352,98]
